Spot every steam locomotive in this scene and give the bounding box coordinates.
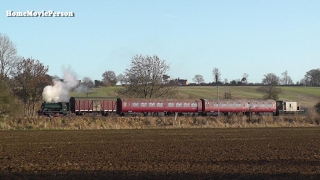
[38,97,304,117]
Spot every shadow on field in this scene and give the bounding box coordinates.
[1,171,320,180]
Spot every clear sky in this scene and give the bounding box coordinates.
[1,0,319,84]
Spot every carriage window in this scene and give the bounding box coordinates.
[222,103,227,107]
[148,103,155,107]
[132,102,139,107]
[140,102,147,107]
[229,102,234,107]
[236,102,241,107]
[214,102,219,107]
[176,103,182,107]
[183,103,190,107]
[254,103,258,107]
[260,103,266,107]
[191,103,197,107]
[156,103,163,107]
[124,102,127,107]
[168,103,174,107]
[267,103,273,107]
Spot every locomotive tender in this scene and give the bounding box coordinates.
[38,97,303,117]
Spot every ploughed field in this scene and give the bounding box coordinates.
[1,128,320,179]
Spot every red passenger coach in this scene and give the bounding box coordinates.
[69,97,117,115]
[248,100,276,114]
[116,98,202,116]
[201,99,248,115]
[201,99,276,115]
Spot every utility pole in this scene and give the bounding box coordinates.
[216,74,219,117]
[218,84,219,117]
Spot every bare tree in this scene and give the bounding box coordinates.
[117,54,178,98]
[0,33,18,80]
[102,70,117,86]
[304,69,320,86]
[230,79,242,85]
[257,73,282,100]
[192,74,204,84]
[212,68,221,84]
[262,73,279,85]
[116,73,126,85]
[299,77,306,86]
[280,70,293,85]
[10,58,50,116]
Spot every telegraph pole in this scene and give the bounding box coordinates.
[216,74,219,117]
[218,84,219,117]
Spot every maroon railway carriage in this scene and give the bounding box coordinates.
[247,99,276,114]
[116,98,202,116]
[201,99,276,115]
[69,97,117,115]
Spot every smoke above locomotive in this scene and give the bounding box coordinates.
[42,69,79,103]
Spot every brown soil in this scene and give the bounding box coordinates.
[1,128,320,179]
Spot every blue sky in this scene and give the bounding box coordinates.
[1,0,319,84]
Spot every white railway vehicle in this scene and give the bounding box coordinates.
[276,100,304,115]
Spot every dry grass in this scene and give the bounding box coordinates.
[1,112,320,130]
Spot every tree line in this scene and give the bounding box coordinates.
[192,69,320,86]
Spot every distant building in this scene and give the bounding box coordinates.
[177,78,188,85]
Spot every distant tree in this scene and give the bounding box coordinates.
[116,73,126,85]
[94,80,104,87]
[0,33,19,80]
[212,68,221,84]
[300,78,306,86]
[192,74,204,84]
[280,70,293,85]
[10,58,51,116]
[304,69,320,86]
[241,73,249,84]
[257,73,282,100]
[230,79,240,85]
[117,54,178,98]
[230,80,237,85]
[82,77,94,89]
[296,81,300,85]
[102,70,117,86]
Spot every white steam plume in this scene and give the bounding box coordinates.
[42,69,79,103]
